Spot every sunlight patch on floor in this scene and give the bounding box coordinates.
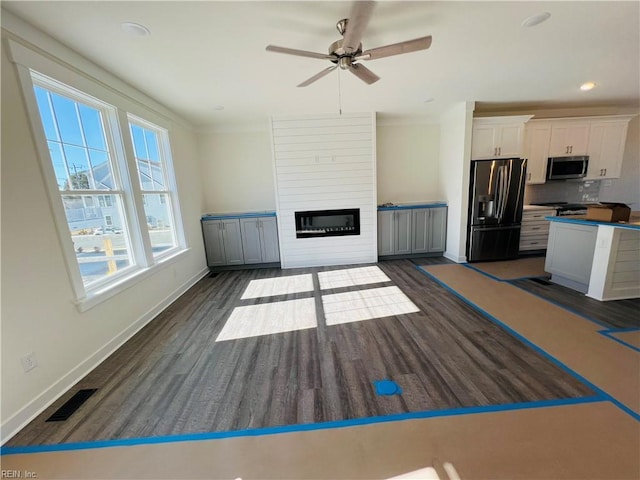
[322,286,419,326]
[240,274,314,299]
[216,298,317,341]
[318,266,391,290]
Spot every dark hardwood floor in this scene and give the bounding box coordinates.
[8,259,595,447]
[512,278,640,330]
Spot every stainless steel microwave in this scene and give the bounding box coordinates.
[546,156,589,180]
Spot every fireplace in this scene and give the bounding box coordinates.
[295,208,360,238]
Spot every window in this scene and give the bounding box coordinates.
[129,119,178,255]
[29,71,185,306]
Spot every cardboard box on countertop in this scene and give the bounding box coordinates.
[586,203,631,223]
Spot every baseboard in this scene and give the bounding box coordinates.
[1,267,209,445]
[443,251,467,263]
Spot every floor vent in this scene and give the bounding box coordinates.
[531,277,552,286]
[46,389,97,422]
[208,272,219,278]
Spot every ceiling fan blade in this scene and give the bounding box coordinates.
[266,45,334,60]
[348,63,380,85]
[361,35,432,60]
[297,65,338,87]
[342,1,375,53]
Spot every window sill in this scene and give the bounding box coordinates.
[74,248,190,313]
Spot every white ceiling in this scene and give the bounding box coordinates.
[4,1,639,129]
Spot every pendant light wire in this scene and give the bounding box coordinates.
[337,67,343,116]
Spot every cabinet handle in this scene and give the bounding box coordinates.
[498,147,501,156]
[527,173,531,181]
[493,147,497,156]
[532,227,541,230]
[603,168,607,176]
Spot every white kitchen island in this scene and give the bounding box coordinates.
[545,215,640,301]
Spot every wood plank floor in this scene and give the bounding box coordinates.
[7,259,595,447]
[512,277,640,329]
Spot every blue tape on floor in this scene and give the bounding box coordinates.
[415,265,640,422]
[506,280,612,329]
[0,395,603,456]
[374,379,402,395]
[599,329,640,353]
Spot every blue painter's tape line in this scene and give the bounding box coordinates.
[415,265,640,422]
[599,330,640,353]
[506,279,611,329]
[463,263,550,283]
[377,203,447,211]
[547,216,640,231]
[0,395,603,456]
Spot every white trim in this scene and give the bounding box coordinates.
[0,265,209,445]
[14,63,87,295]
[443,251,467,263]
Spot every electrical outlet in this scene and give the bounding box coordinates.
[21,353,38,372]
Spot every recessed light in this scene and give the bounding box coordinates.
[580,82,596,91]
[213,105,225,111]
[121,22,151,37]
[521,12,551,28]
[424,98,435,103]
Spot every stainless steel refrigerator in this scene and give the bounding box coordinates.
[467,158,527,262]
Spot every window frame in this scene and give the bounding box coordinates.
[15,63,188,311]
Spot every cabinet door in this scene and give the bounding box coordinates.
[428,207,447,252]
[411,209,430,254]
[524,123,551,184]
[202,220,226,266]
[497,124,524,158]
[566,124,590,155]
[395,210,412,255]
[585,121,628,180]
[549,123,590,156]
[221,219,244,265]
[259,217,280,263]
[240,218,262,264]
[377,210,395,256]
[471,125,498,159]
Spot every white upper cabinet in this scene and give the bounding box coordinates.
[523,122,552,184]
[585,117,633,180]
[471,115,533,159]
[548,122,590,156]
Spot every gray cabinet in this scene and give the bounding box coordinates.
[411,207,447,254]
[240,217,280,264]
[378,210,411,255]
[202,219,244,266]
[378,206,447,257]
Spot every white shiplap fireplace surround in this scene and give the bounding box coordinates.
[270,113,377,269]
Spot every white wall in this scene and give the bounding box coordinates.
[1,16,206,441]
[376,124,442,204]
[197,130,276,213]
[599,115,640,209]
[438,102,475,262]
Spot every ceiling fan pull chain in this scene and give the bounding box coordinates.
[337,66,343,115]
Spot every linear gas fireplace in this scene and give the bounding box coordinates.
[295,208,360,238]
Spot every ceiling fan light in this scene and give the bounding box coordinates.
[521,12,551,28]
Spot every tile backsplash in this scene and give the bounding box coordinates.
[524,180,601,205]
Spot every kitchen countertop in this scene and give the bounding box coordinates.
[546,213,640,231]
[202,211,277,220]
[378,201,447,210]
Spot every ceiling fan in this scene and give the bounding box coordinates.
[265,1,432,87]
